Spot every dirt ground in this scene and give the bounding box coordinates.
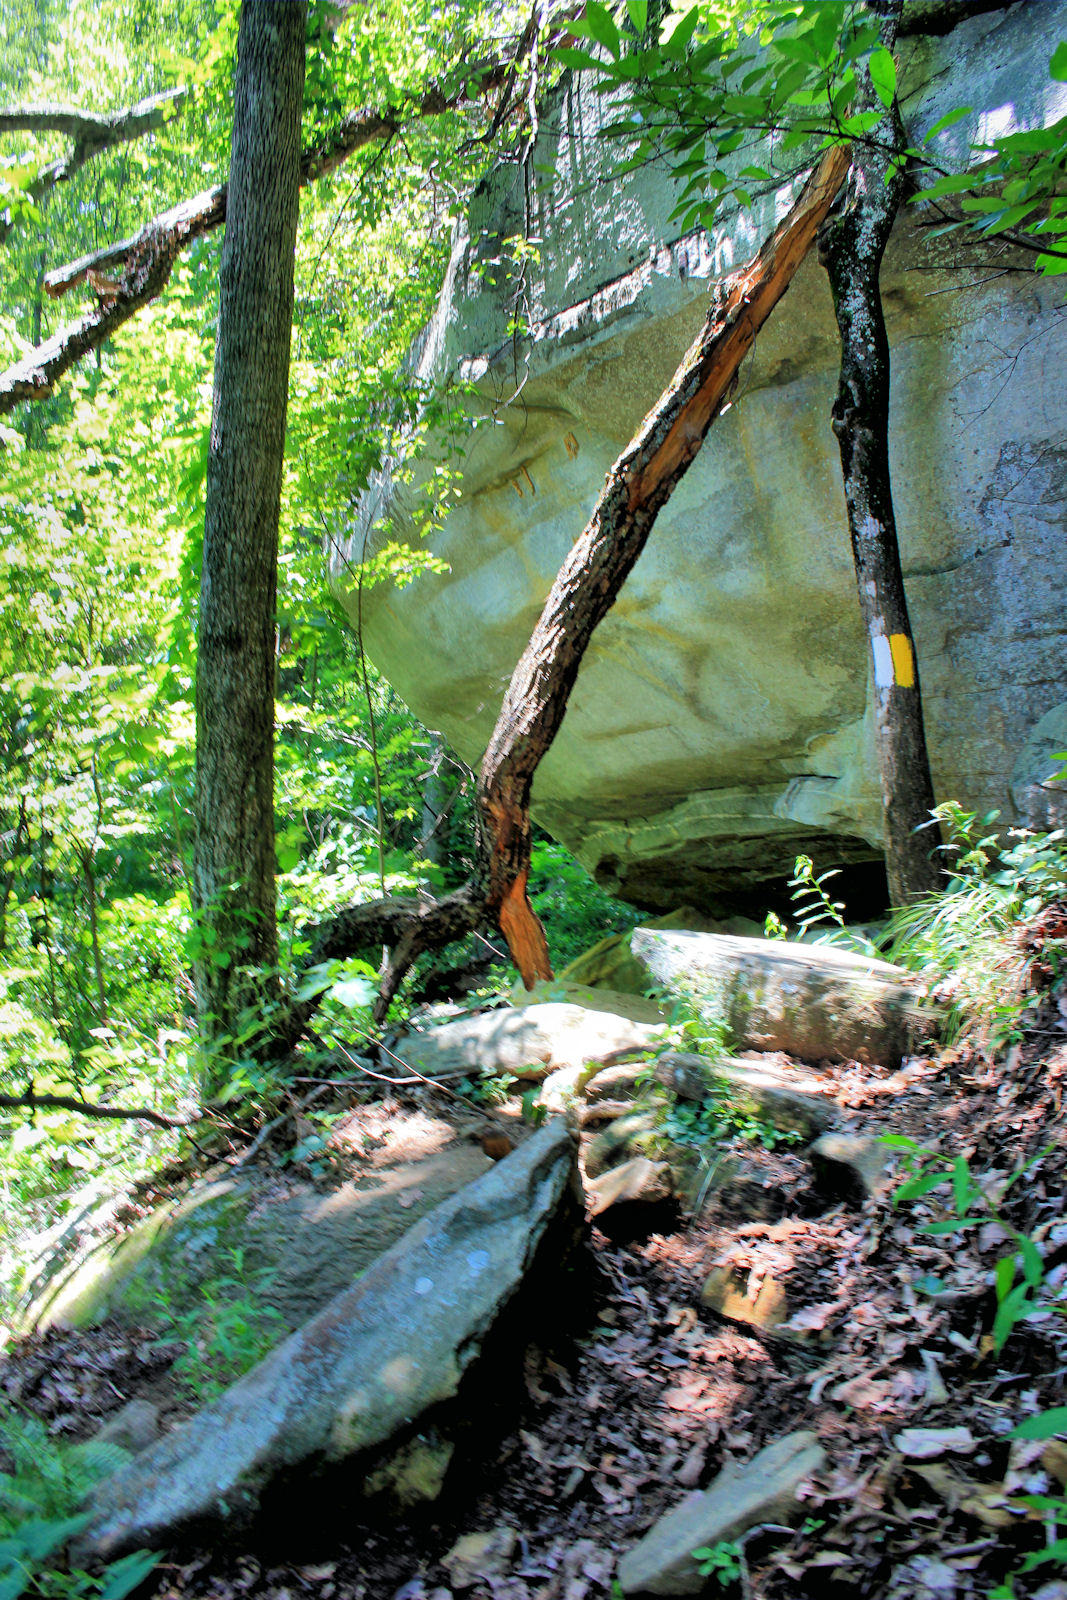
[3,953,1066,1600]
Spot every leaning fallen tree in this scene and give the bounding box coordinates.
[0,17,559,414]
[287,143,850,1031]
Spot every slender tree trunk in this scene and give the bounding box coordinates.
[818,3,940,904]
[278,146,849,1038]
[193,0,307,1055]
[478,147,851,984]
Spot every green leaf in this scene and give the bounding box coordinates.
[551,46,604,72]
[329,976,377,1009]
[579,3,621,58]
[894,1169,950,1203]
[995,1255,1016,1302]
[663,4,700,58]
[99,1549,159,1599]
[923,105,973,141]
[626,0,647,34]
[1051,40,1067,81]
[1011,1407,1067,1441]
[951,1155,972,1213]
[1018,1234,1044,1288]
[868,46,896,109]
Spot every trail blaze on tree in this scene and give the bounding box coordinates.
[193,0,307,1053]
[818,0,940,904]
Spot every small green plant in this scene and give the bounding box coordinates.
[764,854,878,955]
[521,1086,547,1127]
[887,1137,1060,1352]
[154,1248,284,1402]
[454,1069,517,1108]
[692,1539,744,1587]
[990,1411,1067,1597]
[886,806,1067,1047]
[654,985,733,1064]
[661,1091,801,1154]
[0,1408,157,1599]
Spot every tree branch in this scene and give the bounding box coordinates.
[0,88,186,246]
[476,142,852,983]
[0,1086,204,1129]
[0,16,572,415]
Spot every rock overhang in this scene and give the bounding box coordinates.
[334,2,1067,912]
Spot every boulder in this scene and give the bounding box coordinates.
[25,1113,495,1335]
[656,1051,837,1140]
[510,978,667,1025]
[810,1132,897,1203]
[617,1430,827,1595]
[585,1156,673,1218]
[92,1400,161,1457]
[582,1112,658,1179]
[338,3,1067,911]
[627,929,925,1066]
[392,1002,663,1081]
[700,1265,789,1333]
[77,1121,576,1559]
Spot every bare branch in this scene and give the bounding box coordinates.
[0,15,573,415]
[0,88,187,246]
[0,1086,205,1129]
[0,88,186,153]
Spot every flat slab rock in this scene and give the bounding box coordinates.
[24,1109,494,1336]
[629,929,926,1066]
[77,1121,576,1560]
[393,1002,663,1081]
[618,1430,827,1595]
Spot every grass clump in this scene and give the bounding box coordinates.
[886,803,1067,1048]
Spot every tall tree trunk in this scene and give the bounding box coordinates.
[193,0,307,1057]
[818,2,940,905]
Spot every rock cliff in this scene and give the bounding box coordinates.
[334,2,1067,911]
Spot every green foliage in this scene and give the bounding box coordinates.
[0,1409,156,1599]
[692,1538,744,1587]
[644,991,800,1153]
[887,1136,1060,1353]
[764,853,877,955]
[527,841,640,970]
[659,1090,800,1153]
[152,1248,284,1403]
[886,805,1067,1047]
[552,2,1067,281]
[454,1069,517,1108]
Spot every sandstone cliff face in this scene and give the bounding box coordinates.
[335,3,1067,911]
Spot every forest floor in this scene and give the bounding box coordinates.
[2,956,1066,1600]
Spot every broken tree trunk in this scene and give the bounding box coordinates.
[477,145,851,985]
[818,6,941,905]
[288,144,850,1024]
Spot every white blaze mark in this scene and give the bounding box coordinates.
[872,633,894,689]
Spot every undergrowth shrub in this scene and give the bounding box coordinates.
[0,1408,155,1598]
[886,804,1067,1047]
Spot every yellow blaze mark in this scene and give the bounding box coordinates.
[889,633,915,688]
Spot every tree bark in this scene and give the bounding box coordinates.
[818,4,940,904]
[193,0,307,1055]
[286,145,850,1025]
[0,89,186,247]
[0,15,567,414]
